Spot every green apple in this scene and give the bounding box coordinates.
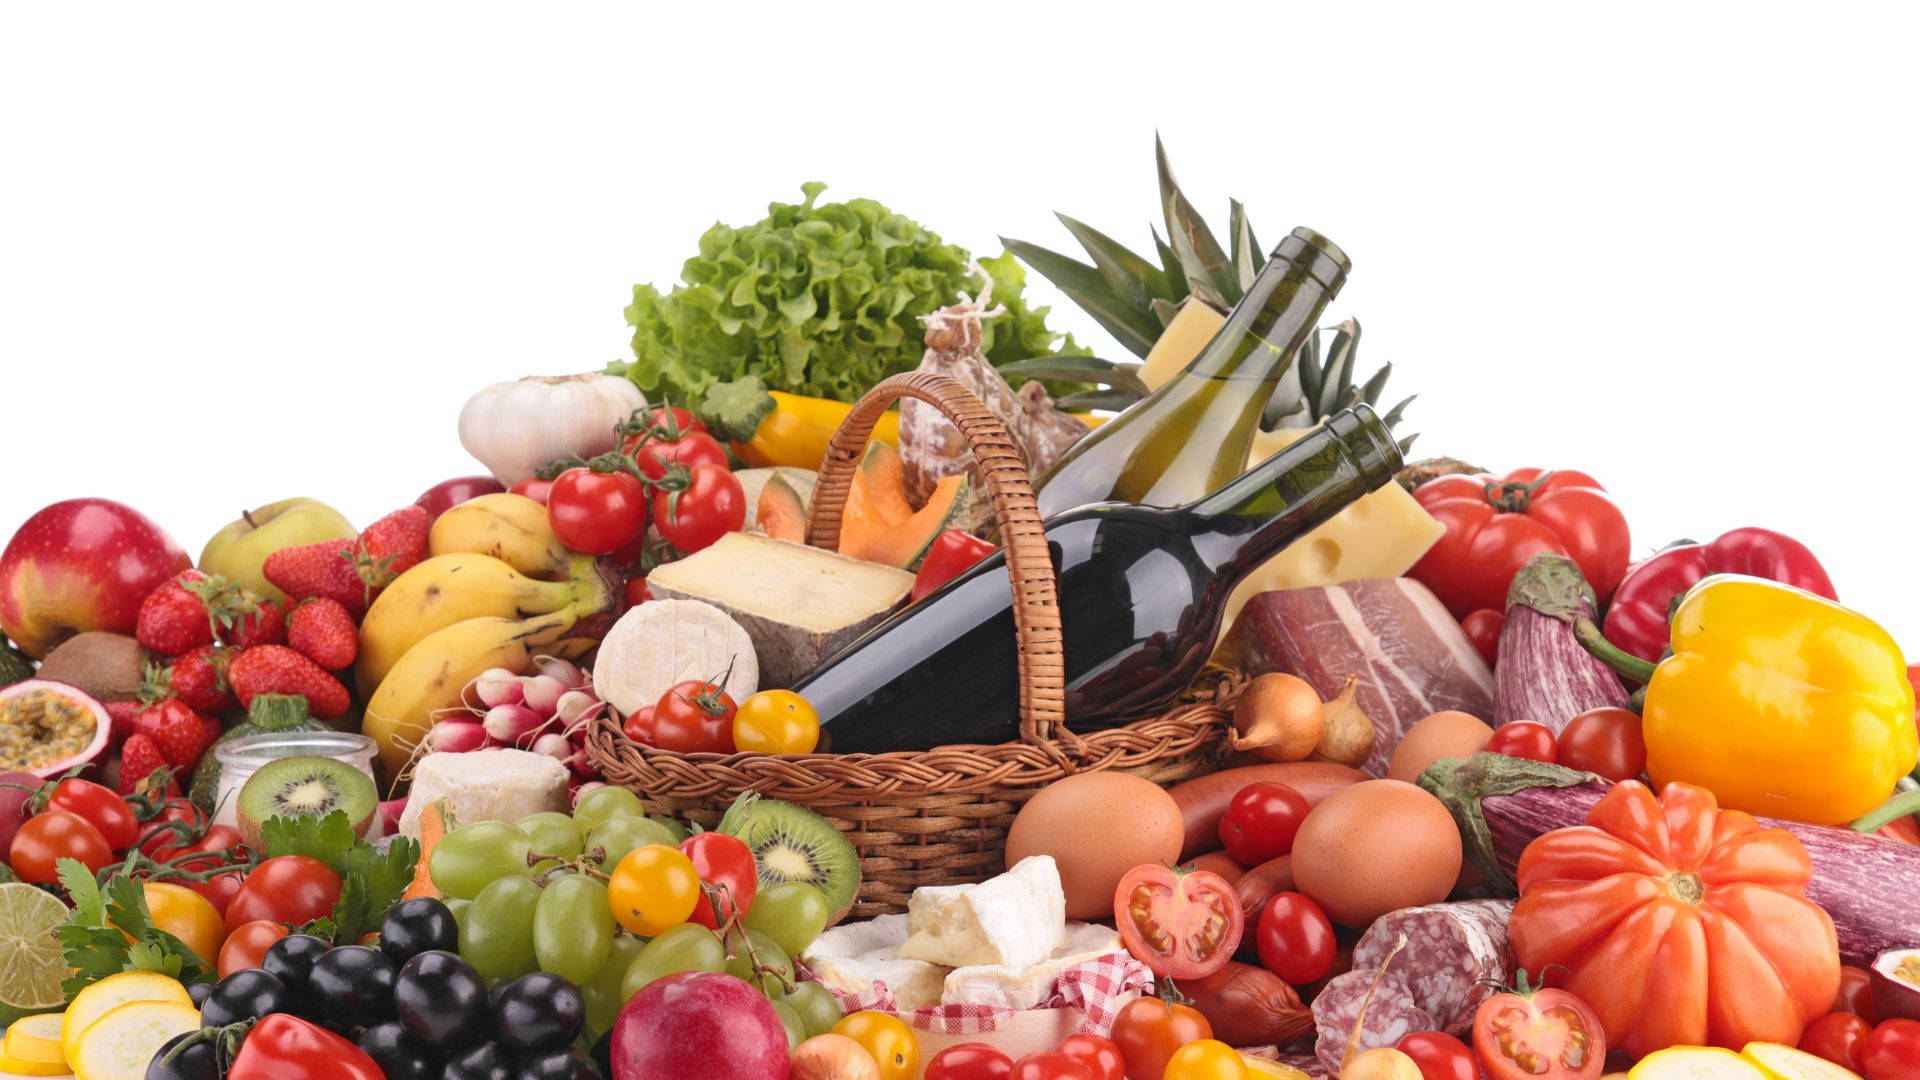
[198,498,357,604]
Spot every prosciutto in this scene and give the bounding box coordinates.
[1220,578,1496,776]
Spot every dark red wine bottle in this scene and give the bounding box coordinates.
[797,404,1403,753]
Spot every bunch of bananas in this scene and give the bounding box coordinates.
[359,493,619,781]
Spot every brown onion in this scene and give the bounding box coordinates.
[1232,673,1325,762]
[789,1034,881,1080]
[1310,676,1376,768]
[1343,1048,1423,1080]
[1174,961,1312,1047]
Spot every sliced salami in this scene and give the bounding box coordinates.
[1312,967,1435,1075]
[1349,900,1514,1036]
[1274,1050,1332,1080]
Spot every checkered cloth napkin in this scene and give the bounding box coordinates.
[799,950,1155,1036]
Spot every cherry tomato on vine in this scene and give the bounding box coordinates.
[1837,965,1879,1022]
[652,677,738,754]
[1801,1012,1872,1073]
[510,476,553,505]
[1486,721,1557,763]
[547,467,648,555]
[1863,1019,1920,1080]
[622,405,707,441]
[1218,782,1310,866]
[186,866,249,917]
[1113,865,1242,980]
[1554,707,1646,780]
[1056,1034,1125,1080]
[1461,609,1504,667]
[1110,998,1213,1080]
[48,777,138,850]
[1398,1031,1479,1080]
[733,690,821,755]
[219,919,291,978]
[651,463,745,555]
[679,831,758,929]
[833,1011,919,1080]
[927,1043,1014,1080]
[624,424,728,481]
[1255,891,1337,986]
[607,844,701,936]
[1163,1039,1246,1080]
[224,855,342,933]
[9,809,111,884]
[137,797,206,858]
[1011,1052,1095,1080]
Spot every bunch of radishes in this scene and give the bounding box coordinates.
[426,655,607,789]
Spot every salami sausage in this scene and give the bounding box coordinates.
[1311,967,1435,1075]
[1348,900,1514,1036]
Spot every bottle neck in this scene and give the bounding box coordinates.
[1188,405,1403,568]
[1185,241,1343,384]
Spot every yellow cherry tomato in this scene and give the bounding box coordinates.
[1166,1039,1250,1080]
[140,882,225,965]
[732,690,822,755]
[832,1010,918,1080]
[606,844,701,936]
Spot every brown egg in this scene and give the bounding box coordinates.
[1290,779,1461,927]
[1006,771,1184,919]
[1386,711,1495,783]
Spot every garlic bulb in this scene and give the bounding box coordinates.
[458,374,647,486]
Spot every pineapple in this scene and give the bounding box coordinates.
[999,136,1416,453]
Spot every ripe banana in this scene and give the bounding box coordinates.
[355,551,595,697]
[363,609,580,783]
[429,493,573,579]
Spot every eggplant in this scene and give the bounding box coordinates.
[1421,752,1920,967]
[1493,553,1630,732]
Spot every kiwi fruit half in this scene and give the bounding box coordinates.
[718,795,860,922]
[236,755,376,848]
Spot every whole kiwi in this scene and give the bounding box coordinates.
[35,632,148,703]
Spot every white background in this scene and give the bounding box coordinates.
[3,3,1916,651]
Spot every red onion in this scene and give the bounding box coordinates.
[483,703,547,745]
[428,718,489,754]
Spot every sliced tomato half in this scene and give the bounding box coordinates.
[1113,865,1243,980]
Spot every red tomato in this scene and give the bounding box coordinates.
[152,823,243,867]
[1554,708,1645,781]
[926,1043,1014,1080]
[623,575,653,608]
[1255,891,1337,986]
[49,778,138,850]
[1801,1012,1873,1073]
[136,798,204,857]
[1398,1031,1479,1080]
[224,855,342,932]
[9,810,112,884]
[1864,1020,1920,1080]
[1461,609,1504,667]
[680,831,758,929]
[547,467,648,555]
[219,919,291,977]
[187,865,248,917]
[1486,721,1557,763]
[1010,1052,1095,1080]
[652,679,738,755]
[622,405,707,441]
[1471,982,1605,1080]
[1055,1034,1124,1080]
[1113,866,1242,980]
[1110,998,1213,1080]
[510,477,553,505]
[1411,469,1631,619]
[622,704,656,745]
[651,463,745,555]
[1838,965,1880,1023]
[1218,782,1311,867]
[624,425,729,481]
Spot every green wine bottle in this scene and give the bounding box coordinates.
[1034,226,1350,519]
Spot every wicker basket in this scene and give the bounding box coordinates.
[585,370,1238,918]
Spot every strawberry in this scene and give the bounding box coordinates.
[287,598,358,670]
[135,697,219,770]
[228,645,351,719]
[165,646,238,713]
[264,539,368,616]
[353,506,431,594]
[221,593,286,650]
[136,570,217,656]
[118,733,178,797]
[104,699,142,747]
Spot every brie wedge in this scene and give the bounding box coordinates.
[800,914,947,1011]
[898,856,1066,970]
[941,922,1124,1010]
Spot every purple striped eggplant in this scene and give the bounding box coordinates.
[1493,553,1630,732]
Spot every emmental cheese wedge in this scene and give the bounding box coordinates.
[647,533,914,688]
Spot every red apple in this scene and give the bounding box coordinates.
[1,499,192,658]
[414,475,506,520]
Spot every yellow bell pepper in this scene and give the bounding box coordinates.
[732,391,899,470]
[1642,575,1917,825]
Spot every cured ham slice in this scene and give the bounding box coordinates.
[1220,578,1495,776]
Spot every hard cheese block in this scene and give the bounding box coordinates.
[898,855,1066,970]
[647,532,914,688]
[396,748,568,839]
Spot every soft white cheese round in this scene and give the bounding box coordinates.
[592,599,759,719]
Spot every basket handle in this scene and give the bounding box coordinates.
[805,371,1066,745]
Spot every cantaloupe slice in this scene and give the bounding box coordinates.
[838,443,967,570]
[757,475,808,544]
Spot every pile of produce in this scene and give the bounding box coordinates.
[3,141,1917,1080]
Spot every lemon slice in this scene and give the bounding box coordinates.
[69,1000,198,1080]
[0,886,68,1017]
[1631,1047,1772,1080]
[2,1014,64,1066]
[59,972,190,1066]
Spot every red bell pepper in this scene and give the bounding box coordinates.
[911,529,997,602]
[1602,527,1837,663]
[228,1014,385,1080]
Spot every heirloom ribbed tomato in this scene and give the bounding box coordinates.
[1410,469,1630,618]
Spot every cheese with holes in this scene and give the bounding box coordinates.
[592,598,759,717]
[898,856,1066,970]
[646,533,913,688]
[800,914,948,1010]
[396,749,568,839]
[942,921,1123,1010]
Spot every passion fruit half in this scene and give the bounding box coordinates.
[0,679,110,778]
[1872,946,1920,1022]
